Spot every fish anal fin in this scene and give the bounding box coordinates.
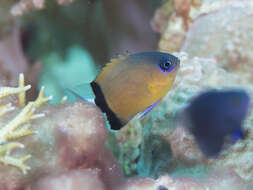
[137,101,160,120]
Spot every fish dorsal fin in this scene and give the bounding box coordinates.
[111,54,127,64]
[95,54,128,83]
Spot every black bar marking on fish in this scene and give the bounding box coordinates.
[91,81,123,130]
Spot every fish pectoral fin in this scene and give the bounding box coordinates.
[137,101,160,120]
[148,82,155,91]
[148,82,160,96]
[64,83,95,103]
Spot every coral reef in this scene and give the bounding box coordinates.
[3,58,253,189]
[0,1,15,39]
[32,168,253,190]
[0,26,42,102]
[119,169,253,190]
[0,74,122,190]
[143,0,253,184]
[0,73,50,174]
[10,0,75,17]
[153,0,253,82]
[10,0,45,17]
[107,52,253,178]
[32,169,107,190]
[1,55,253,189]
[0,27,40,85]
[38,45,97,104]
[181,1,253,82]
[2,0,253,189]
[151,0,202,52]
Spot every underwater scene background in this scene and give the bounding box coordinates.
[0,0,253,189]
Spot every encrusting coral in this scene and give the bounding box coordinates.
[32,169,107,190]
[181,0,253,82]
[117,169,253,190]
[152,0,253,82]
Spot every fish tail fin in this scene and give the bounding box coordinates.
[197,134,224,157]
[64,83,95,103]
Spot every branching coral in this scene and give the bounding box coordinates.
[0,73,51,174]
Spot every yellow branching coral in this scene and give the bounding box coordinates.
[0,73,51,174]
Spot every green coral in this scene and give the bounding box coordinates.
[106,107,174,178]
[137,134,172,178]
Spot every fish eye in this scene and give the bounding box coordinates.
[159,59,174,72]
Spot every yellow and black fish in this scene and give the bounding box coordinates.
[71,51,180,130]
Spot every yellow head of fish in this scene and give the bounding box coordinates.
[130,52,180,101]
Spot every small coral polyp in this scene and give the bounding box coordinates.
[0,73,52,174]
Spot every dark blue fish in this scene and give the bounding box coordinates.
[157,185,168,190]
[181,89,250,157]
